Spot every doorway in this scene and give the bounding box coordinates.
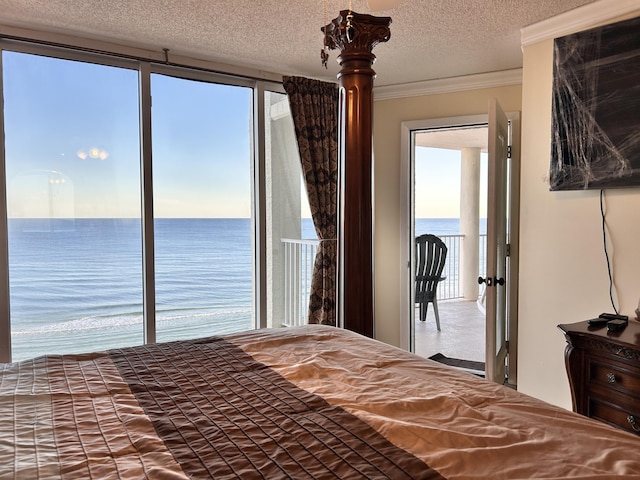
[399,110,520,384]
[413,126,488,369]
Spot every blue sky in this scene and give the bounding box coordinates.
[415,146,488,218]
[3,49,481,221]
[3,50,252,219]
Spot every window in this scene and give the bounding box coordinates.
[0,40,308,361]
[3,51,143,360]
[151,73,253,342]
[263,90,315,328]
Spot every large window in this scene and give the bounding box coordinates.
[0,40,310,362]
[3,51,143,360]
[151,73,253,342]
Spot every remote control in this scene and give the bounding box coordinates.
[599,313,629,321]
[588,317,609,326]
[607,319,628,332]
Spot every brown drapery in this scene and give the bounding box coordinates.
[283,76,338,326]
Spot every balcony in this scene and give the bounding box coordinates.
[281,233,487,327]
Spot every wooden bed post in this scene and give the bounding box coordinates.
[323,11,391,337]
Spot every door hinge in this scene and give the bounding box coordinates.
[505,243,511,257]
[507,145,512,158]
[505,340,510,352]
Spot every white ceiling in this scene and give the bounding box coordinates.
[0,0,597,87]
[416,126,489,152]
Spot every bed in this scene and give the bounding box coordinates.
[1,324,639,479]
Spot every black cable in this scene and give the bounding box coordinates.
[600,189,618,315]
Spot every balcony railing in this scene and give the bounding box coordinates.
[281,234,487,327]
[437,234,487,300]
[282,238,318,327]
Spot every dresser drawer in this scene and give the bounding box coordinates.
[588,395,640,435]
[588,357,640,399]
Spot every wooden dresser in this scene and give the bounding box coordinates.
[558,320,640,436]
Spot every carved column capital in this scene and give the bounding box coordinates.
[322,10,391,75]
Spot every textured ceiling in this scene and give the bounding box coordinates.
[0,0,597,87]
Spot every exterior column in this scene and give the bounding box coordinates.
[460,147,481,301]
[323,10,391,337]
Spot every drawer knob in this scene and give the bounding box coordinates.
[628,415,640,433]
[606,372,616,383]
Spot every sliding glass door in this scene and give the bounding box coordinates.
[3,50,143,359]
[150,72,253,342]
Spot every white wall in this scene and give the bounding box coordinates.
[517,9,640,408]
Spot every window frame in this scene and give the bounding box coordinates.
[0,37,284,361]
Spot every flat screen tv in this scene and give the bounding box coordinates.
[549,15,640,191]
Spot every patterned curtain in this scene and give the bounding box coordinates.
[283,76,338,326]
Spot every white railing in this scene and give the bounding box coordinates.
[436,234,487,300]
[282,238,318,327]
[438,234,463,299]
[281,234,487,326]
[479,234,487,279]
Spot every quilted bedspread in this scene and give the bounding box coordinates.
[1,325,639,479]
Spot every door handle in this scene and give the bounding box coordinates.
[479,276,504,287]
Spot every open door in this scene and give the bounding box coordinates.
[401,110,519,383]
[484,98,509,384]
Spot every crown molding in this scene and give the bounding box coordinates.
[521,0,640,47]
[373,69,522,101]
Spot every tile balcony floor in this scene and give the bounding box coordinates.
[413,299,486,364]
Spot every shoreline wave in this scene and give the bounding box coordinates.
[12,307,253,335]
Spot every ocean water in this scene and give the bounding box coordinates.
[7,217,481,361]
[8,218,255,361]
[415,218,486,236]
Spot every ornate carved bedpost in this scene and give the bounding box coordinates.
[323,11,391,337]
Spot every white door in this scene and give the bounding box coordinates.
[484,98,509,384]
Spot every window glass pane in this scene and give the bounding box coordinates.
[151,74,253,342]
[263,91,316,328]
[3,51,142,361]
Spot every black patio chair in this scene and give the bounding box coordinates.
[415,234,448,331]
